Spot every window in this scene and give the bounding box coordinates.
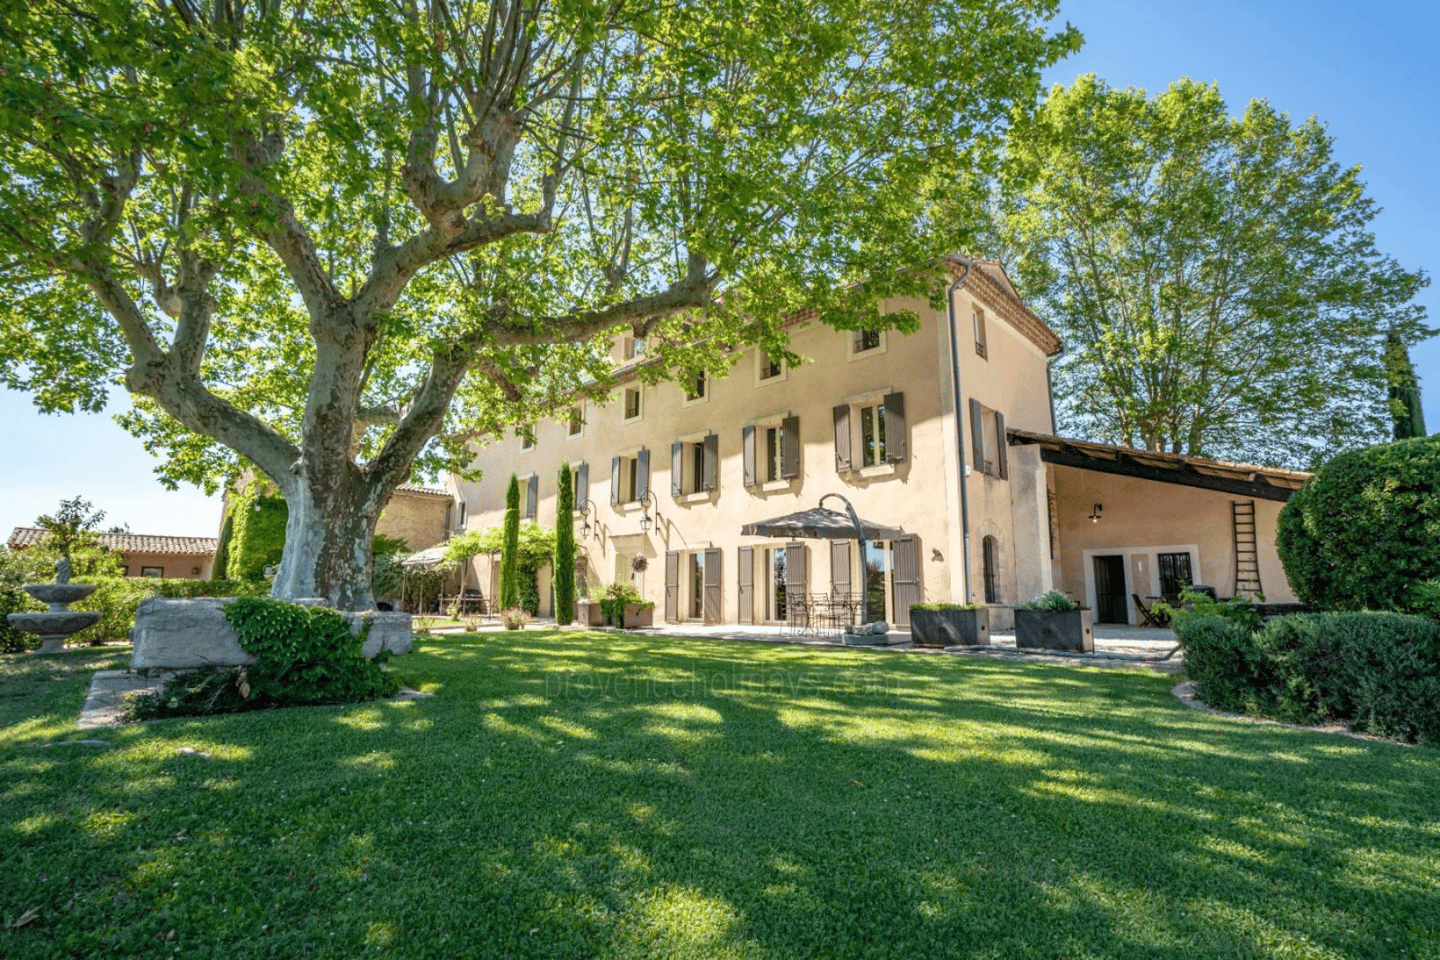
[567,406,584,437]
[982,536,999,604]
[690,553,705,619]
[757,351,786,384]
[968,398,1008,479]
[522,474,538,519]
[519,424,535,451]
[852,328,887,359]
[623,335,646,360]
[973,307,988,359]
[457,500,468,532]
[671,434,718,496]
[743,416,799,487]
[864,541,892,623]
[859,401,888,467]
[610,449,650,506]
[1158,552,1194,598]
[764,425,784,482]
[141,566,163,578]
[623,386,642,422]
[833,392,907,472]
[768,546,788,622]
[685,372,707,402]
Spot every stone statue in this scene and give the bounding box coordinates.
[55,557,71,584]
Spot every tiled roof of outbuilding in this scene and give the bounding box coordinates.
[6,527,218,555]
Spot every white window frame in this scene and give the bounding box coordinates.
[841,386,896,478]
[519,423,536,452]
[566,405,585,439]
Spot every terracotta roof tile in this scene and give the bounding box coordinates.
[6,527,218,555]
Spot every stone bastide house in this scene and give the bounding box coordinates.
[448,257,1309,629]
[6,527,219,580]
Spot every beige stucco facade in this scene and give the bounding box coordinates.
[452,263,1059,628]
[119,551,212,579]
[448,260,1307,626]
[376,486,453,553]
[1051,465,1296,621]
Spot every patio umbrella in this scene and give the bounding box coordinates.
[741,493,902,625]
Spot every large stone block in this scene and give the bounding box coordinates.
[131,598,413,674]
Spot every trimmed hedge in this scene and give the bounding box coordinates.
[1277,435,1440,613]
[1177,611,1440,745]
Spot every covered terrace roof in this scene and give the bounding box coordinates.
[1006,429,1311,502]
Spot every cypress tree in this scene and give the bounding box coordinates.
[499,475,520,609]
[1385,330,1428,440]
[553,464,576,625]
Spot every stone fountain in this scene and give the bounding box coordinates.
[7,559,101,654]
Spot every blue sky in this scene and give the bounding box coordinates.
[1,0,1434,541]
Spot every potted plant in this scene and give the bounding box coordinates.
[1014,590,1093,652]
[909,603,989,647]
[599,582,654,629]
[500,607,530,631]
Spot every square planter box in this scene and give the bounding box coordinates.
[910,607,990,647]
[1014,608,1094,653]
[575,600,605,627]
[622,603,654,629]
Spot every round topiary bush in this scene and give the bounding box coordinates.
[1277,435,1440,613]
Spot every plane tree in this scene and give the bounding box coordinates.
[0,0,1077,607]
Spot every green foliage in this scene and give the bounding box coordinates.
[0,0,1077,607]
[1277,435,1440,613]
[1385,330,1428,440]
[28,495,122,579]
[125,597,398,721]
[500,607,531,631]
[1159,589,1262,633]
[1017,590,1077,612]
[72,577,270,643]
[1173,615,1279,715]
[553,464,575,625]
[1178,611,1440,745]
[211,509,235,580]
[0,548,50,653]
[994,76,1432,467]
[225,482,289,581]
[372,533,410,557]
[500,476,521,610]
[598,581,651,626]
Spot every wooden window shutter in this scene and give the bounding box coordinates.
[576,461,589,506]
[883,391,907,464]
[892,535,921,628]
[832,404,851,472]
[703,433,719,492]
[969,398,985,474]
[781,415,801,479]
[664,551,679,623]
[737,546,754,624]
[526,475,538,519]
[703,547,723,624]
[610,456,621,507]
[995,411,1008,480]
[742,425,756,487]
[785,541,807,594]
[636,447,650,500]
[830,540,852,595]
[671,441,684,497]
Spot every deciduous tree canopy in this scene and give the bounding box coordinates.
[0,0,1076,606]
[993,76,1430,468]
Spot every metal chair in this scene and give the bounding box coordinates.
[1133,594,1167,627]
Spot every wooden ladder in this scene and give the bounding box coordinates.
[1232,500,1263,598]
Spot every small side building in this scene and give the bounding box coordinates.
[6,528,218,579]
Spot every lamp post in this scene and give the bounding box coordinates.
[577,499,598,539]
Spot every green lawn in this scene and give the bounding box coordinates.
[2,633,1438,959]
